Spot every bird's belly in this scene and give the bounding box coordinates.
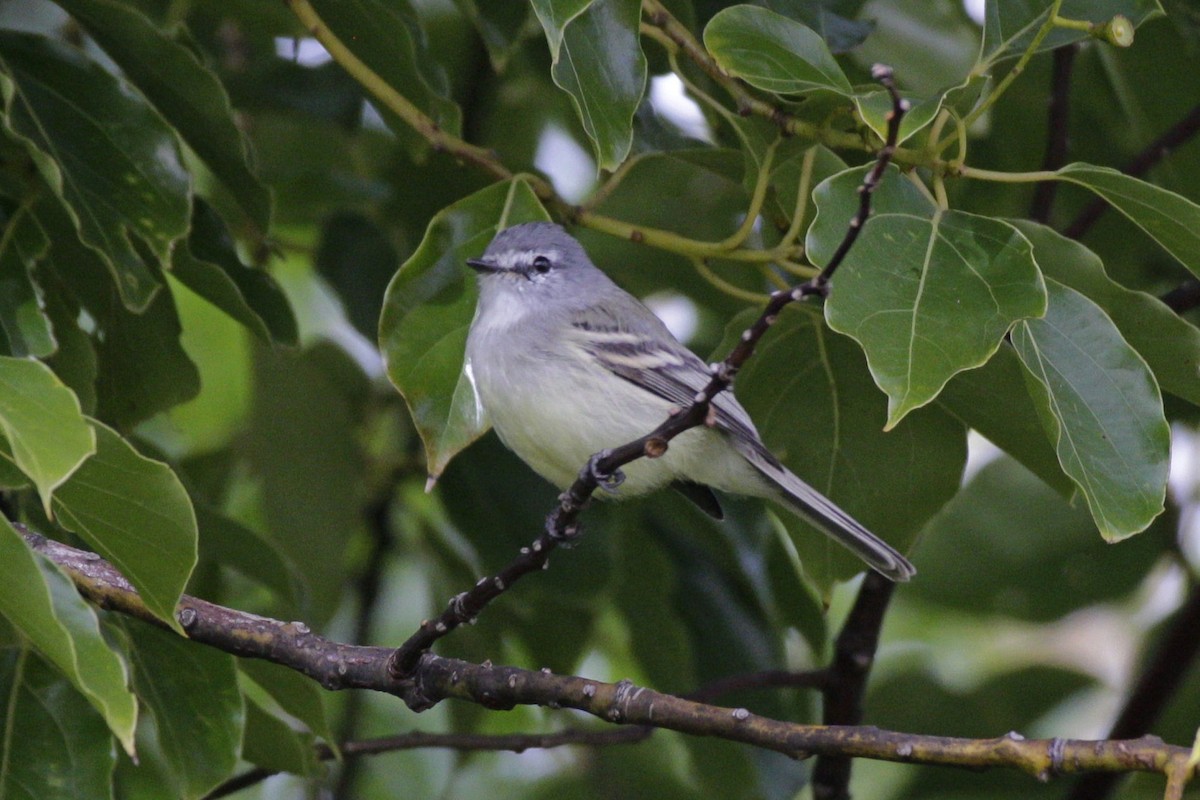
[479,357,738,494]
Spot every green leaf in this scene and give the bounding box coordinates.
[1011,220,1200,407]
[1053,163,1200,280]
[529,0,594,59]
[0,518,137,753]
[540,0,646,170]
[980,0,1163,68]
[0,649,119,800]
[722,307,967,589]
[379,179,550,480]
[54,0,271,233]
[123,623,244,799]
[239,697,321,777]
[937,346,1074,496]
[912,457,1169,621]
[0,355,95,511]
[238,658,335,747]
[307,0,460,147]
[195,504,300,609]
[459,0,535,69]
[172,200,298,345]
[52,421,198,630]
[812,167,1047,427]
[1011,279,1169,540]
[854,90,943,145]
[0,31,190,311]
[704,5,854,96]
[0,204,54,358]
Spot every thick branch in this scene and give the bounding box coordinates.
[813,572,897,799]
[21,528,1199,789]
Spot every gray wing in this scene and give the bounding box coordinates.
[566,304,775,462]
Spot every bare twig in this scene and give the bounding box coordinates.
[1029,44,1078,223]
[1064,104,1200,239]
[205,727,650,798]
[387,65,910,679]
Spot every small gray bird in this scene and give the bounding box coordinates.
[465,222,914,581]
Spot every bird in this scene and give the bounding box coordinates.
[463,221,914,581]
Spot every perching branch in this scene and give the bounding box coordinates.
[21,528,1200,792]
[387,65,910,679]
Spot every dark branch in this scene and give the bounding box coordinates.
[1067,579,1200,800]
[813,572,897,799]
[388,65,910,679]
[1160,279,1200,315]
[1029,44,1078,223]
[1064,103,1200,239]
[20,527,1199,786]
[206,727,650,798]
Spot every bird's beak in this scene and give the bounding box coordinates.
[467,257,502,273]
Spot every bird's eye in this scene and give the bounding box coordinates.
[532,255,552,273]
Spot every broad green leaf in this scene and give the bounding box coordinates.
[1012,280,1169,540]
[457,0,535,69]
[123,623,243,799]
[1012,220,1200,407]
[529,0,593,57]
[195,505,300,609]
[854,90,943,145]
[704,6,854,96]
[1053,163,1200,280]
[0,205,54,358]
[0,650,119,800]
[0,32,190,311]
[979,0,1163,69]
[238,659,336,747]
[912,457,1169,621]
[54,0,271,233]
[172,200,298,345]
[52,421,198,630]
[379,179,550,480]
[239,697,320,777]
[308,0,460,149]
[722,307,967,589]
[0,356,95,511]
[0,518,137,753]
[541,0,646,170]
[937,346,1074,496]
[811,167,1047,427]
[39,269,98,415]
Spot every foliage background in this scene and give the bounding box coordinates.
[1,0,1199,798]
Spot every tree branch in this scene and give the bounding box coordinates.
[1067,578,1200,800]
[813,572,897,799]
[20,528,1200,790]
[1029,44,1078,223]
[387,65,910,678]
[1064,103,1200,239]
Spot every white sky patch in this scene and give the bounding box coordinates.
[962,430,1002,485]
[650,73,714,143]
[1170,424,1200,568]
[644,292,699,344]
[274,37,333,67]
[962,0,986,26]
[533,125,596,204]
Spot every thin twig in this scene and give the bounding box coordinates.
[1064,104,1200,239]
[387,65,910,679]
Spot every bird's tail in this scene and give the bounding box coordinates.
[743,449,916,582]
